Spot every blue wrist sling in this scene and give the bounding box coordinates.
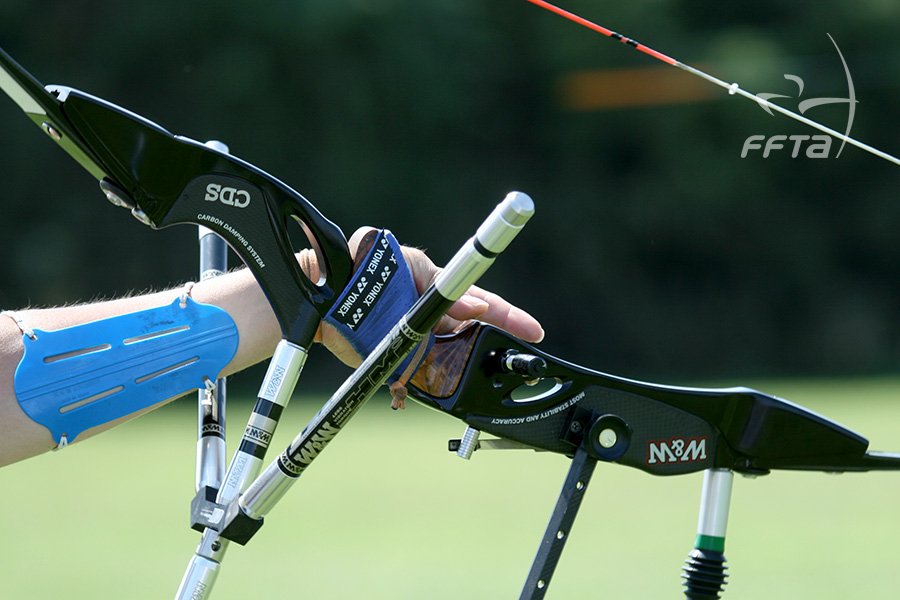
[323,229,433,383]
[12,297,238,446]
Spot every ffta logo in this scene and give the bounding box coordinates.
[741,34,857,159]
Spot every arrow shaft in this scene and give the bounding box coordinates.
[527,0,899,166]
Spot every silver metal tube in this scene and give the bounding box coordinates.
[174,556,219,600]
[237,316,421,518]
[434,191,534,300]
[475,191,535,253]
[195,140,230,494]
[175,530,228,600]
[696,468,734,541]
[196,436,227,492]
[180,141,233,600]
[433,245,494,302]
[683,468,733,598]
[217,340,307,504]
[230,192,535,534]
[239,465,295,519]
[256,340,307,406]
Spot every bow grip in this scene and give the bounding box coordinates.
[409,324,900,474]
[408,322,586,417]
[52,86,352,343]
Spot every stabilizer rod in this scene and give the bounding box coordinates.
[219,191,535,545]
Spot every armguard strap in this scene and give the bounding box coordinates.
[13,297,239,446]
[323,230,433,383]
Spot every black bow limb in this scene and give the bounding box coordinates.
[0,47,351,343]
[408,322,900,475]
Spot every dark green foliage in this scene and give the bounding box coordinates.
[1,1,897,379]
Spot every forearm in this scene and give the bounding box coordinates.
[0,229,542,466]
[0,267,285,465]
[4,267,283,373]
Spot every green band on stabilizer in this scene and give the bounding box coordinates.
[695,534,725,553]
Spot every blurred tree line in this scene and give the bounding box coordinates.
[0,0,898,387]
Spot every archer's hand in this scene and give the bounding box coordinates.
[312,227,544,408]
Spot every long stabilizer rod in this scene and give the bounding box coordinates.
[218,191,535,546]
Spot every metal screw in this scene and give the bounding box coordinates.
[104,189,130,208]
[204,140,230,153]
[537,580,545,589]
[456,427,480,460]
[556,530,565,540]
[131,207,154,227]
[598,428,617,448]
[41,121,62,141]
[568,420,583,434]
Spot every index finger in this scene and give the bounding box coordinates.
[447,285,544,343]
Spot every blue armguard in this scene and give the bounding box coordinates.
[14,297,239,445]
[323,230,433,383]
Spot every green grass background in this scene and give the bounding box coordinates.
[3,378,900,599]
